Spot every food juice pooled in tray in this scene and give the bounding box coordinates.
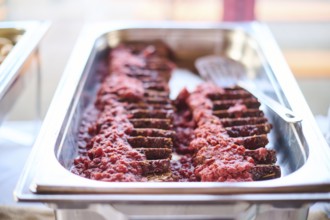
[71,41,280,182]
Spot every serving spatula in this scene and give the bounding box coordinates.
[195,55,301,124]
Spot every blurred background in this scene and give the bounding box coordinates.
[1,0,329,168]
[0,0,329,218]
[2,0,330,118]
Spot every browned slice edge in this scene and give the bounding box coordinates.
[225,123,272,137]
[144,90,169,98]
[245,149,277,164]
[250,165,281,180]
[127,136,173,149]
[120,97,171,105]
[233,134,269,149]
[219,117,268,127]
[208,90,252,100]
[213,109,264,118]
[129,109,173,119]
[139,76,165,83]
[126,72,159,79]
[135,148,172,159]
[212,98,260,110]
[129,128,175,138]
[129,118,172,129]
[143,82,168,91]
[145,97,171,105]
[126,103,173,110]
[139,159,171,175]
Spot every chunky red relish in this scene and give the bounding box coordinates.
[71,42,278,183]
[71,74,148,182]
[185,83,255,182]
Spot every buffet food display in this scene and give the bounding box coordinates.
[71,42,280,183]
[15,22,330,220]
[0,21,49,124]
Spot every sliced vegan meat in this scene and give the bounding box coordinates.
[135,148,172,160]
[213,109,264,118]
[250,165,281,181]
[174,82,280,182]
[129,109,173,119]
[127,137,173,149]
[129,128,175,138]
[212,98,260,110]
[207,89,252,100]
[233,134,269,149]
[72,42,175,181]
[225,123,272,137]
[219,117,268,127]
[129,118,172,130]
[72,41,280,183]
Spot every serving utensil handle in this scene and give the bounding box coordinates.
[238,82,302,124]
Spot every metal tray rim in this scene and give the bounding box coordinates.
[0,20,50,98]
[14,21,330,203]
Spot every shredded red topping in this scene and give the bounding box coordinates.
[71,42,278,183]
[185,84,255,182]
[72,53,148,182]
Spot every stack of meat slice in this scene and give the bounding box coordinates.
[114,42,176,176]
[190,85,281,181]
[72,42,176,181]
[72,41,281,183]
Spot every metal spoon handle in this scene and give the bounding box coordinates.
[238,82,302,124]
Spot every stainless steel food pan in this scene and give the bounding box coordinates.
[0,21,50,123]
[15,22,330,219]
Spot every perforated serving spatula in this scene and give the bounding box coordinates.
[195,55,301,124]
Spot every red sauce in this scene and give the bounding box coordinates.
[96,74,144,107]
[72,43,176,182]
[72,43,270,183]
[72,61,148,182]
[228,103,248,113]
[171,88,195,156]
[254,148,268,161]
[110,46,146,74]
[185,84,255,182]
[169,155,197,182]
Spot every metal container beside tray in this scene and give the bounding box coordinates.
[0,21,50,124]
[15,22,330,220]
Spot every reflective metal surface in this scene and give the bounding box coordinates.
[0,21,50,124]
[14,22,330,219]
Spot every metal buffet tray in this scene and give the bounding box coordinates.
[15,22,330,220]
[0,21,49,123]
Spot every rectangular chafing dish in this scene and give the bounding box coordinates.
[15,22,330,220]
[0,21,49,123]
